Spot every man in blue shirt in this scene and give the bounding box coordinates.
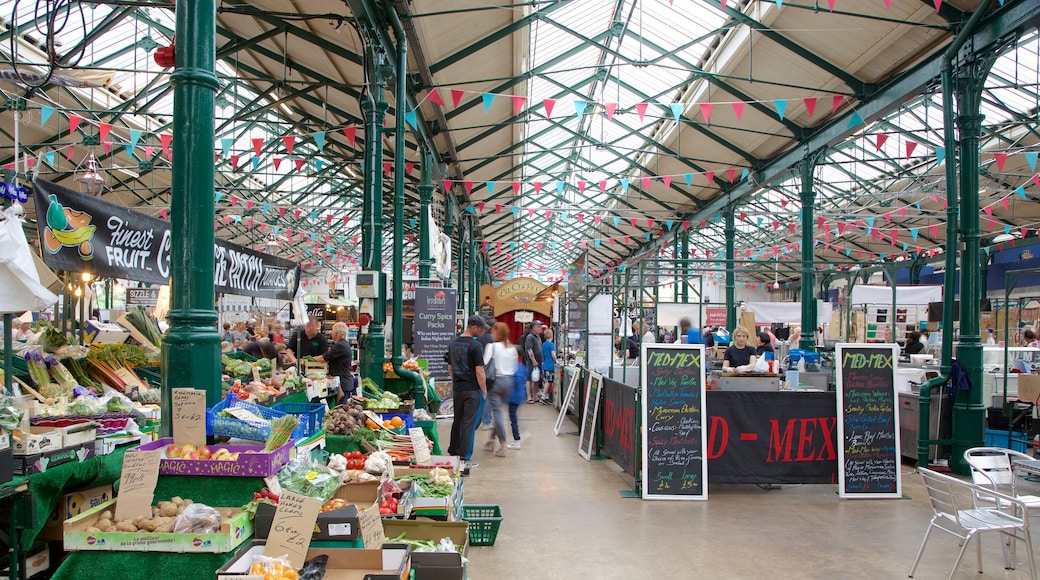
[679,317,701,345]
[540,329,559,404]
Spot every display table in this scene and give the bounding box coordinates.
[325,421,443,456]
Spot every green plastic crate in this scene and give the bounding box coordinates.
[461,504,502,546]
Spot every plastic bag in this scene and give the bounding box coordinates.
[248,554,301,580]
[277,457,341,501]
[754,356,769,373]
[0,396,24,431]
[173,503,222,534]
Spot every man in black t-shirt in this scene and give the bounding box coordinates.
[447,315,489,472]
[285,319,330,365]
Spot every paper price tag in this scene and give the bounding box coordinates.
[171,388,207,447]
[410,427,431,465]
[264,491,321,569]
[225,407,265,423]
[115,449,160,522]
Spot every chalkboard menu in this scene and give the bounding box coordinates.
[578,372,603,460]
[836,343,901,499]
[641,344,707,501]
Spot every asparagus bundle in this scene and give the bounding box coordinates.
[264,415,300,451]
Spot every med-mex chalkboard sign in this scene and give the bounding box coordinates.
[836,343,901,499]
[641,343,707,500]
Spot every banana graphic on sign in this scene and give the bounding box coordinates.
[42,194,97,260]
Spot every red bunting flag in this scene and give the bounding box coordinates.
[343,126,357,146]
[512,95,526,115]
[343,216,349,226]
[246,200,254,210]
[230,196,239,206]
[159,208,167,219]
[993,152,1008,172]
[427,89,444,107]
[279,207,286,217]
[705,171,714,184]
[803,97,817,118]
[68,115,83,134]
[682,220,689,230]
[543,98,556,118]
[906,141,918,159]
[832,95,844,113]
[1033,175,1040,189]
[929,224,939,238]
[884,212,891,222]
[252,137,264,156]
[495,204,502,214]
[99,123,113,142]
[933,0,943,11]
[898,207,907,218]
[817,216,826,230]
[699,103,713,122]
[635,102,649,122]
[283,135,295,156]
[780,199,788,209]
[630,217,638,228]
[789,223,797,233]
[648,219,655,229]
[1000,197,1009,211]
[294,159,305,172]
[663,175,672,188]
[450,89,464,108]
[382,161,392,176]
[739,212,747,222]
[512,181,521,196]
[478,201,485,213]
[464,181,474,195]
[273,158,283,171]
[875,133,889,151]
[405,162,414,175]
[605,103,617,121]
[533,181,543,194]
[726,168,736,183]
[731,101,745,121]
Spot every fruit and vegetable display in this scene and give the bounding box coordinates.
[395,468,456,499]
[324,400,369,435]
[163,443,249,461]
[80,496,232,534]
[85,344,150,392]
[360,377,403,410]
[248,556,301,580]
[123,306,164,350]
[277,459,341,501]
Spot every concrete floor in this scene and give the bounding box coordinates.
[444,403,1040,580]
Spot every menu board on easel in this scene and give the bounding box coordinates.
[640,344,707,501]
[836,343,901,499]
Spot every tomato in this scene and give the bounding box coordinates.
[351,451,362,460]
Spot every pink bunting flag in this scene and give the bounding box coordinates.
[1033,174,1040,189]
[442,179,452,192]
[159,132,173,154]
[699,103,713,122]
[933,0,942,11]
[1000,197,1009,211]
[827,0,836,10]
[512,95,526,115]
[630,217,638,228]
[533,181,543,194]
[68,115,83,135]
[343,126,357,147]
[605,103,617,120]
[781,199,788,209]
[898,207,907,218]
[789,223,797,233]
[726,168,736,183]
[993,152,1008,172]
[426,89,444,107]
[884,0,892,8]
[884,212,891,223]
[662,175,672,188]
[103,141,111,154]
[929,224,939,238]
[295,159,305,172]
[405,162,415,175]
[988,219,995,231]
[246,200,254,210]
[875,133,888,151]
[528,208,535,218]
[273,158,283,171]
[578,181,586,194]
[647,219,655,229]
[144,146,154,158]
[803,97,817,118]
[450,89,464,108]
[577,213,585,223]
[383,161,392,176]
[705,171,714,184]
[624,235,631,244]
[731,101,745,121]
[906,141,918,159]
[983,206,993,218]
[159,208,167,219]
[230,196,239,207]
[635,102,649,122]
[507,181,518,196]
[641,176,651,190]
[252,137,264,156]
[594,215,602,225]
[478,201,486,213]
[832,95,844,113]
[495,204,502,214]
[543,99,556,118]
[95,123,112,143]
[599,180,607,193]
[326,214,334,225]
[464,181,474,195]
[817,216,826,230]
[283,135,295,156]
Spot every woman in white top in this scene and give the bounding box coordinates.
[483,322,518,456]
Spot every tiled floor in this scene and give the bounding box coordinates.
[444,403,1040,579]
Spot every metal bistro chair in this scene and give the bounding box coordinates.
[909,467,1036,580]
[964,447,1040,514]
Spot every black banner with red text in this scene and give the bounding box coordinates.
[705,391,838,484]
[600,376,636,476]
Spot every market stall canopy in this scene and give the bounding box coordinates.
[743,301,833,327]
[850,285,943,306]
[0,205,59,312]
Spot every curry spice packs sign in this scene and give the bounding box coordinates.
[34,179,300,300]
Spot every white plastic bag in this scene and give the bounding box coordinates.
[754,356,769,373]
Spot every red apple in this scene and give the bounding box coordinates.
[182,450,199,460]
[165,444,182,458]
[199,446,212,460]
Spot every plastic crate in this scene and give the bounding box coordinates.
[273,402,326,437]
[461,504,502,546]
[985,429,1030,454]
[136,365,161,388]
[207,392,306,442]
[377,412,415,431]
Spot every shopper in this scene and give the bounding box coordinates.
[446,315,489,472]
[507,348,527,449]
[241,337,278,360]
[641,321,656,345]
[477,318,495,431]
[540,329,559,404]
[285,318,329,365]
[756,332,774,357]
[14,320,33,341]
[483,322,516,457]
[525,321,545,403]
[723,328,757,373]
[904,332,925,355]
[679,317,700,345]
[311,322,353,403]
[1024,328,1039,348]
[229,322,250,346]
[703,326,715,350]
[222,322,233,343]
[269,323,285,344]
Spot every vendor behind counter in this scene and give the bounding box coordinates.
[722,328,758,373]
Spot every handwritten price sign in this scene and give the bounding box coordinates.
[171,388,206,447]
[115,449,160,521]
[264,491,321,569]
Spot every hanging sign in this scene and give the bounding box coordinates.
[836,343,901,499]
[641,343,707,500]
[126,287,160,306]
[33,179,300,299]
[413,287,457,381]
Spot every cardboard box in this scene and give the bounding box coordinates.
[382,520,469,580]
[95,433,150,456]
[216,542,411,580]
[84,320,130,345]
[393,468,461,512]
[12,427,64,455]
[254,480,381,542]
[13,442,94,476]
[129,437,292,477]
[1019,375,1040,404]
[40,484,115,542]
[64,498,253,553]
[62,423,98,447]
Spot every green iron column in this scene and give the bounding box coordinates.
[467,218,477,312]
[725,206,736,332]
[360,43,389,389]
[418,147,434,287]
[162,0,220,427]
[799,155,819,352]
[950,49,997,475]
[679,228,689,304]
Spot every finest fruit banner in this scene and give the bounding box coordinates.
[34,179,300,300]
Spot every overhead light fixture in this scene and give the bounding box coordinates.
[993,232,1018,243]
[75,153,106,195]
[266,235,279,247]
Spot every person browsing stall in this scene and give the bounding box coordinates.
[723,328,758,373]
[310,322,353,403]
[756,332,774,357]
[447,315,490,473]
[904,331,925,355]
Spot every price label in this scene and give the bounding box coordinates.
[358,503,385,548]
[171,388,207,447]
[409,427,431,465]
[264,491,321,569]
[225,407,265,423]
[115,449,161,521]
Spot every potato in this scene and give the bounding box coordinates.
[170,496,184,506]
[176,506,186,515]
[132,516,148,528]
[157,502,178,518]
[96,519,111,530]
[100,524,116,533]
[182,499,193,506]
[85,526,101,533]
[99,510,113,521]
[115,521,138,532]
[151,507,161,517]
[139,520,158,532]
[155,523,174,534]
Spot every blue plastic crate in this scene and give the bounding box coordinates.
[207,392,306,442]
[273,402,326,437]
[985,429,1030,454]
[378,412,415,431]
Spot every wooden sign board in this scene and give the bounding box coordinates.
[554,368,581,436]
[171,388,206,447]
[640,344,707,501]
[115,449,161,521]
[264,491,322,569]
[577,372,604,460]
[836,343,901,499]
